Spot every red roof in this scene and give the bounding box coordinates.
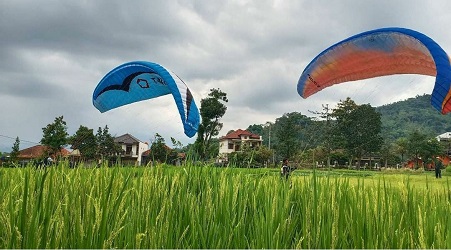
[220,129,261,140]
[18,145,70,159]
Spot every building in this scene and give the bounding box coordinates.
[218,129,263,161]
[436,132,451,165]
[114,134,148,166]
[436,132,451,156]
[17,145,70,163]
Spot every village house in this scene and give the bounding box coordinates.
[436,132,451,156]
[16,145,70,164]
[114,133,149,166]
[218,129,263,162]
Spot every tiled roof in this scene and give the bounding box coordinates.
[220,129,261,140]
[114,133,142,144]
[18,145,70,159]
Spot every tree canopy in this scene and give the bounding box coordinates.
[41,116,68,156]
[195,88,228,160]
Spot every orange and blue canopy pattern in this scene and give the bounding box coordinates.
[297,27,451,114]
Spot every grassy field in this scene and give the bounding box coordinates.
[0,163,450,248]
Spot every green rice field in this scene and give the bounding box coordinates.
[1,163,450,248]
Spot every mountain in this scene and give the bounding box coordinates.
[376,94,451,142]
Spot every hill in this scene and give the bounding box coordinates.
[376,94,451,142]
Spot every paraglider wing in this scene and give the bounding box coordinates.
[93,61,200,137]
[297,27,451,114]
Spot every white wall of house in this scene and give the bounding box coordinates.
[119,141,148,165]
[218,137,263,155]
[219,139,236,154]
[136,142,148,165]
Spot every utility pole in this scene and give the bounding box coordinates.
[265,122,274,166]
[268,125,271,150]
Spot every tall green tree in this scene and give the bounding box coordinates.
[332,98,383,167]
[273,112,314,160]
[150,133,177,164]
[406,130,427,167]
[406,130,443,169]
[41,116,69,156]
[195,88,228,160]
[10,136,20,162]
[95,125,122,160]
[393,137,408,164]
[69,125,97,160]
[247,122,276,151]
[309,104,334,167]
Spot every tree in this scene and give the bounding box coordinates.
[406,130,443,169]
[309,104,334,167]
[10,136,20,162]
[273,112,314,160]
[422,139,444,167]
[393,137,408,164]
[69,125,97,160]
[41,116,69,156]
[195,88,228,160]
[150,133,177,164]
[228,144,272,168]
[332,98,383,167]
[247,124,264,139]
[95,125,122,160]
[406,130,427,169]
[170,137,183,151]
[379,141,399,168]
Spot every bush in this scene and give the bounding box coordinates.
[444,165,451,175]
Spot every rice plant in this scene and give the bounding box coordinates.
[0,163,450,248]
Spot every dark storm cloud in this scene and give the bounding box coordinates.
[1,0,450,151]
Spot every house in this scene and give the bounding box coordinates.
[17,145,70,163]
[218,129,263,161]
[114,134,148,166]
[436,132,451,156]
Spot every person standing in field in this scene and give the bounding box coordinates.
[435,156,443,179]
[281,158,290,180]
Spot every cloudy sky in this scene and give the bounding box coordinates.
[1,0,450,152]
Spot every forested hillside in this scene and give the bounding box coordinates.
[376,94,451,142]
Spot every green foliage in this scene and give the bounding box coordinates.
[393,137,408,163]
[150,133,177,164]
[228,144,272,167]
[377,94,451,142]
[95,125,122,159]
[246,124,264,139]
[446,165,451,174]
[405,130,444,168]
[69,125,97,160]
[195,88,228,160]
[331,98,383,163]
[10,136,20,161]
[273,112,315,160]
[40,116,69,155]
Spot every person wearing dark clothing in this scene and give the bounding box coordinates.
[435,157,443,179]
[281,158,290,180]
